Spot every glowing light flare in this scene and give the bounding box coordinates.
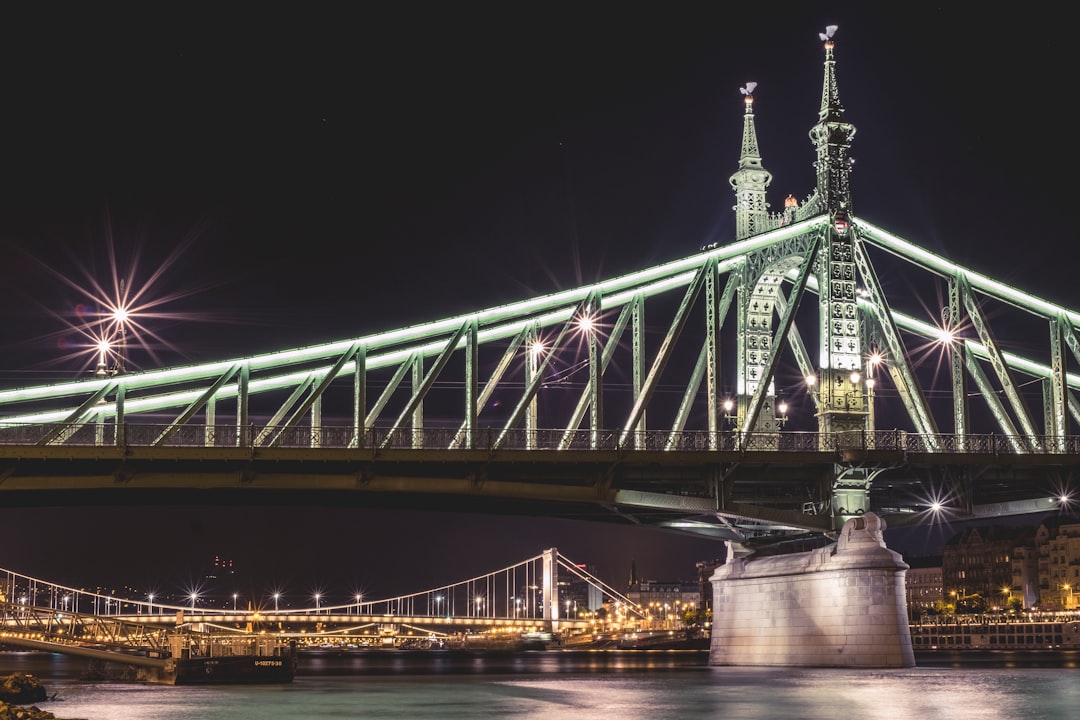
[934,326,956,345]
[805,374,817,387]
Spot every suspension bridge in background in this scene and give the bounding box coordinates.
[1,28,1078,552]
[0,548,668,672]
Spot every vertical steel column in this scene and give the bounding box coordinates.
[205,395,215,447]
[587,298,603,449]
[310,385,322,448]
[236,364,250,447]
[353,345,367,448]
[412,355,423,449]
[704,258,721,449]
[526,324,540,450]
[632,295,645,448]
[1049,316,1069,449]
[465,319,478,450]
[947,277,968,448]
[114,384,126,447]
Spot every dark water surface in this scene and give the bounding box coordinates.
[3,650,1078,719]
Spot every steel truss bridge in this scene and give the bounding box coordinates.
[0,549,648,662]
[1,30,1078,545]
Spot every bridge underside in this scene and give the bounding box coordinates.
[1,444,1072,544]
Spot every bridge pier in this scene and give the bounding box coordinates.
[708,512,914,667]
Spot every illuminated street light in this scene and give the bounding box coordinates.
[147,593,154,614]
[314,593,321,613]
[94,339,113,378]
[273,593,281,611]
[233,593,238,611]
[776,398,789,428]
[189,592,198,610]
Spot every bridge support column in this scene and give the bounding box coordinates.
[830,465,875,531]
[708,513,914,667]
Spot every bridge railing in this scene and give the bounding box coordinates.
[2,422,1079,456]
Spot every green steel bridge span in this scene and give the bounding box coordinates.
[1,29,1078,546]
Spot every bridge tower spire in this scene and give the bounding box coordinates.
[808,25,868,441]
[729,82,772,240]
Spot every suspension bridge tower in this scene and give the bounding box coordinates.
[728,26,876,529]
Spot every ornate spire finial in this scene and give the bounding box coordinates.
[809,24,855,212]
[730,81,772,239]
[739,81,758,106]
[817,25,844,123]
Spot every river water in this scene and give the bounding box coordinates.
[4,650,1079,719]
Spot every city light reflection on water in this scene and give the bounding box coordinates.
[3,651,1079,720]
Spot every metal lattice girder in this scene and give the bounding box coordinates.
[495,292,602,450]
[741,234,819,436]
[619,261,712,447]
[772,284,819,412]
[851,227,939,440]
[152,364,243,446]
[956,272,1041,446]
[267,343,363,447]
[381,321,471,448]
[666,273,739,450]
[559,299,635,450]
[39,382,117,446]
[0,218,828,431]
[962,344,1027,452]
[450,325,527,450]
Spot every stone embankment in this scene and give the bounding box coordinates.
[0,674,86,720]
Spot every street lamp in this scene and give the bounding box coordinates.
[190,592,198,610]
[356,593,363,615]
[273,593,281,611]
[314,593,322,613]
[233,593,238,611]
[434,594,443,617]
[147,593,153,615]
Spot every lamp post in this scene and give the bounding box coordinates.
[356,593,363,615]
[273,593,280,612]
[190,592,198,610]
[147,593,153,615]
[233,593,238,611]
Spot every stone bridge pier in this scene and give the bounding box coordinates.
[709,513,914,667]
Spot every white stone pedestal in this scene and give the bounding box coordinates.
[709,513,915,667]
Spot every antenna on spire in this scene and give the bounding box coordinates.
[739,82,758,96]
[819,25,838,42]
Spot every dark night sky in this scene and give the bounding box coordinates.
[0,5,1074,601]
